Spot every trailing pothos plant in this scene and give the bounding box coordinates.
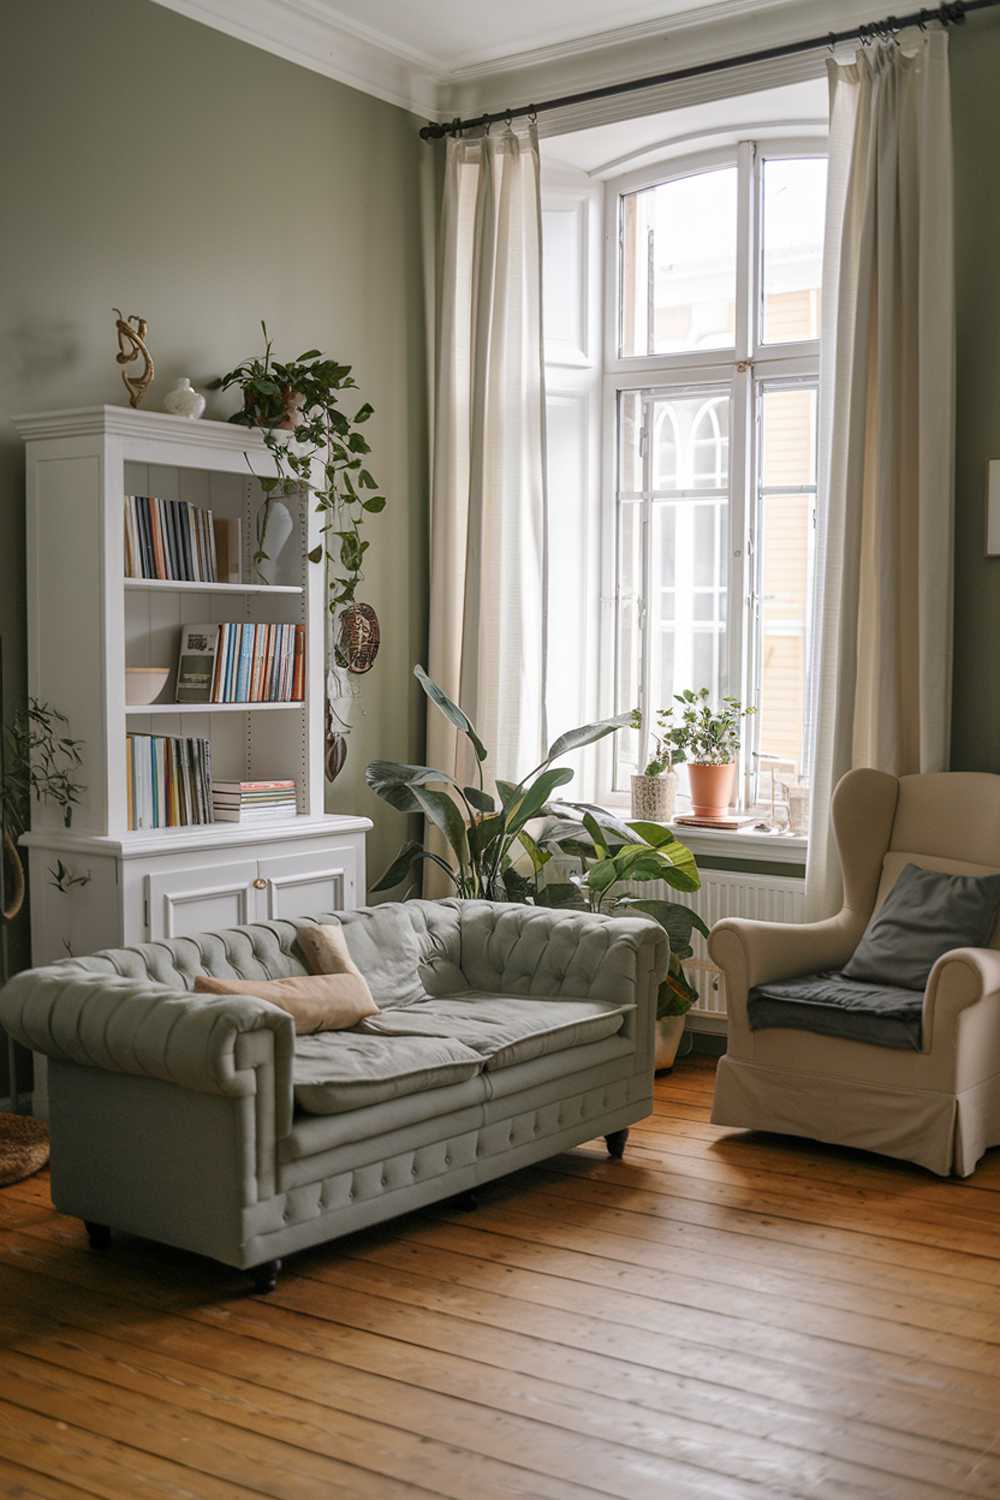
[212,323,384,602]
[365,667,708,1018]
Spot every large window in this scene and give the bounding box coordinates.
[604,141,826,807]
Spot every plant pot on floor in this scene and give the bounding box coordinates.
[654,1014,686,1071]
[687,761,736,819]
[631,771,676,823]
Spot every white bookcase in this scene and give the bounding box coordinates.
[14,407,370,1105]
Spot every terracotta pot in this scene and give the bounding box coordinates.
[274,387,305,430]
[687,761,736,818]
[630,771,676,823]
[654,1014,686,1071]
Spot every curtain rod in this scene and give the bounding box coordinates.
[419,0,994,141]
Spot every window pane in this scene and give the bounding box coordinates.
[614,500,642,784]
[619,389,643,494]
[754,384,817,783]
[652,393,729,492]
[621,168,738,357]
[761,386,817,488]
[650,498,728,708]
[761,157,827,344]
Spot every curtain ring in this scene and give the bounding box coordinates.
[527,105,538,126]
[827,32,837,54]
[505,108,513,130]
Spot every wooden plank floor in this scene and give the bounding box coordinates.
[1,1055,1000,1499]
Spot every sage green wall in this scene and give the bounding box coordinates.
[0,0,430,967]
[952,12,1000,770]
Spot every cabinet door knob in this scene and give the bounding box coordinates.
[253,878,267,890]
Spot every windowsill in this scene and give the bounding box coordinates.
[664,822,807,866]
[601,801,808,865]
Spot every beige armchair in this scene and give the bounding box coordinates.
[709,769,1000,1176]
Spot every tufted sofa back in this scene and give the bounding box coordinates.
[56,900,466,1009]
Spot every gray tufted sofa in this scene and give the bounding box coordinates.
[0,899,664,1290]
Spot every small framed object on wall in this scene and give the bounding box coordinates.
[987,460,1000,556]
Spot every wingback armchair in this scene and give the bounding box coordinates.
[709,769,1000,1176]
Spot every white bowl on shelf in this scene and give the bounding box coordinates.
[126,667,172,705]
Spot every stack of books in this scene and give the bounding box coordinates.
[127,734,212,830]
[212,779,297,823]
[176,622,305,704]
[125,495,219,583]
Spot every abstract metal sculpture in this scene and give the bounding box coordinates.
[113,308,154,408]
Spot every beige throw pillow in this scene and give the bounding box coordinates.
[194,972,377,1035]
[296,921,364,979]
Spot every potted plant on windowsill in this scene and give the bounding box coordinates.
[672,688,755,820]
[629,705,687,823]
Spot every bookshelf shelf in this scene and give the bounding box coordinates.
[124,579,304,597]
[126,700,305,715]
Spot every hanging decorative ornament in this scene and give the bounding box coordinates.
[324,699,348,783]
[335,602,381,674]
[113,308,155,408]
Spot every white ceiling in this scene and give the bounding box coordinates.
[317,0,807,75]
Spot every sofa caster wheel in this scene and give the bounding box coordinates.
[605,1129,629,1160]
[454,1190,479,1212]
[84,1221,111,1251]
[252,1259,282,1294]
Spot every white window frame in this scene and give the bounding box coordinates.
[597,136,826,809]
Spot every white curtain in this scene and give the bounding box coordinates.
[427,126,548,796]
[806,31,955,916]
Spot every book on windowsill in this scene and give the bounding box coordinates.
[674,813,757,831]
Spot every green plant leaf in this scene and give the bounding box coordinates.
[615,897,710,945]
[516,829,551,874]
[625,820,677,848]
[581,811,609,859]
[354,402,374,423]
[414,665,488,763]
[307,544,323,564]
[614,842,700,890]
[544,711,633,764]
[464,787,495,814]
[468,811,505,860]
[506,766,574,833]
[362,496,386,513]
[495,778,520,806]
[410,785,468,872]
[586,858,620,894]
[371,840,458,893]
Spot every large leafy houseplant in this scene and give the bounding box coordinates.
[670,687,755,765]
[367,667,633,900]
[212,323,384,600]
[366,667,708,1019]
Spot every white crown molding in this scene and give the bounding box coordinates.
[446,0,815,81]
[149,0,441,117]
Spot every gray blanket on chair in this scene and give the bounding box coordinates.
[747,971,924,1050]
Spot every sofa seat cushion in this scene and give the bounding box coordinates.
[293,1033,484,1116]
[360,992,633,1071]
[748,971,924,1051]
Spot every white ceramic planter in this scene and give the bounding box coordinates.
[630,771,676,823]
[654,1014,686,1072]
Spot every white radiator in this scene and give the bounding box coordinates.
[623,869,806,1032]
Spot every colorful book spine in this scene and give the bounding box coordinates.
[123,496,219,583]
[126,734,212,830]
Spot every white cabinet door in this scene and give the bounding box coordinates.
[257,843,360,923]
[146,859,258,940]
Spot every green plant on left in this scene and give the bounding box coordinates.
[2,699,85,837]
[211,322,385,601]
